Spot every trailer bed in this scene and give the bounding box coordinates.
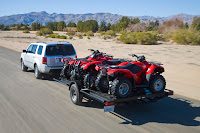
[53,78,173,112]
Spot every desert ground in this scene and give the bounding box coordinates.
[0,31,200,100]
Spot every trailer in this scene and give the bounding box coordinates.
[54,78,173,112]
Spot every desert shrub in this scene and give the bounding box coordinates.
[162,31,174,42]
[119,32,137,44]
[119,31,159,45]
[103,36,107,40]
[96,34,101,36]
[86,31,94,36]
[83,33,87,36]
[77,33,83,39]
[77,33,83,37]
[36,28,53,36]
[146,31,161,41]
[172,29,200,45]
[87,36,90,39]
[23,29,30,33]
[100,31,105,36]
[67,31,76,36]
[46,33,60,38]
[59,35,67,39]
[69,36,73,39]
[105,30,116,36]
[136,32,158,45]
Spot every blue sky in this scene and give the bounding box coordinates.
[0,0,199,17]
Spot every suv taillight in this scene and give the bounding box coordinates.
[42,57,47,64]
[75,56,77,58]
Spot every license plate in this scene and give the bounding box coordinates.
[104,105,115,112]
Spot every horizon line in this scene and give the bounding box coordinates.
[0,11,199,18]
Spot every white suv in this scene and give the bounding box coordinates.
[21,42,77,79]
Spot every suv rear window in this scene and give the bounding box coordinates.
[46,45,75,56]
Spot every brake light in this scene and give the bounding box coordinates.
[75,56,77,58]
[105,102,114,106]
[168,91,174,95]
[57,44,63,45]
[42,57,47,64]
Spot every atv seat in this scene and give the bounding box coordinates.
[102,60,121,65]
[110,63,143,74]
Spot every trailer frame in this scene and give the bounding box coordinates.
[53,78,173,112]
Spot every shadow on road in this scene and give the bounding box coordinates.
[81,96,200,126]
[111,96,200,126]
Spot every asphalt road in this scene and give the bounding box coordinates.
[0,46,200,133]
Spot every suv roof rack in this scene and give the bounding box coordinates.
[58,41,69,43]
[36,42,46,43]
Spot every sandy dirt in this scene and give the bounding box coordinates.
[0,31,200,100]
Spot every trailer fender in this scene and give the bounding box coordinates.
[69,80,82,90]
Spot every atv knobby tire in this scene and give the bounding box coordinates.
[149,75,166,93]
[111,78,132,98]
[60,65,71,79]
[84,72,97,89]
[95,73,108,93]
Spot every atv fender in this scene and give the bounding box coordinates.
[146,65,164,82]
[107,69,136,87]
[83,61,102,70]
[107,69,134,79]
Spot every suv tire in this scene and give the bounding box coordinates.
[21,59,28,72]
[34,65,42,79]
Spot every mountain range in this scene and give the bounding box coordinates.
[0,11,199,26]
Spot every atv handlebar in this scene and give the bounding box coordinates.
[128,54,138,58]
[128,54,146,62]
[88,49,114,59]
[88,49,95,51]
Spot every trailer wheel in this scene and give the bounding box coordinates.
[149,75,166,93]
[70,84,82,105]
[111,78,132,98]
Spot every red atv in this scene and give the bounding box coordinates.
[94,54,166,98]
[60,49,122,82]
